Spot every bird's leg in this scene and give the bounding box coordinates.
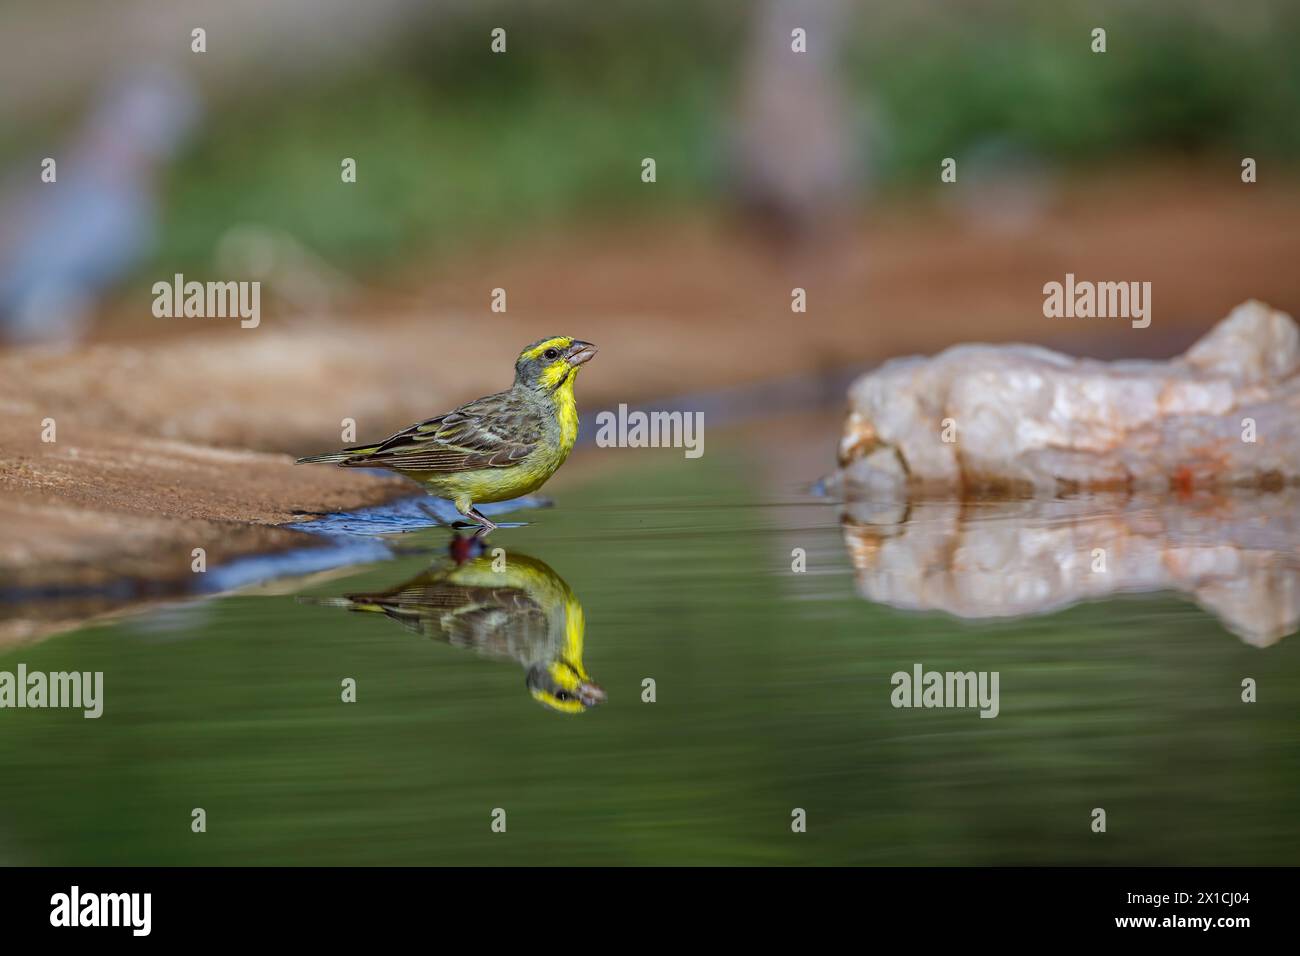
[466,506,499,537]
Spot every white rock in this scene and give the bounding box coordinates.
[836,300,1300,494]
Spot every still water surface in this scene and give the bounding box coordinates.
[1,450,1297,865]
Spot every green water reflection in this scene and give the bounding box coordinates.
[1,454,1298,865]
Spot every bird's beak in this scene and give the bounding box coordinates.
[576,680,607,706]
[565,340,598,367]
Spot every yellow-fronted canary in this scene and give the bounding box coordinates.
[297,336,596,532]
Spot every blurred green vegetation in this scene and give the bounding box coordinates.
[130,0,1300,274]
[1,449,1297,865]
[858,8,1300,177]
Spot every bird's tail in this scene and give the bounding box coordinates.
[295,595,385,612]
[295,443,381,465]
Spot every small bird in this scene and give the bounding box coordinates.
[303,544,605,714]
[297,336,597,533]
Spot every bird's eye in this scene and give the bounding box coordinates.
[555,691,570,701]
[544,348,560,360]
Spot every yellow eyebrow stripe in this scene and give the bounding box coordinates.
[520,337,572,361]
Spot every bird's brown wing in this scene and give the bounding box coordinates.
[349,578,549,658]
[340,391,542,473]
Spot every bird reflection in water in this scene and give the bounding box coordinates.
[305,535,605,713]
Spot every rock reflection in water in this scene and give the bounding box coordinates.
[841,493,1300,647]
[301,538,605,713]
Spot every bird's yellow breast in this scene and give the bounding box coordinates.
[552,371,580,455]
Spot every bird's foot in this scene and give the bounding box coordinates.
[466,507,499,537]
